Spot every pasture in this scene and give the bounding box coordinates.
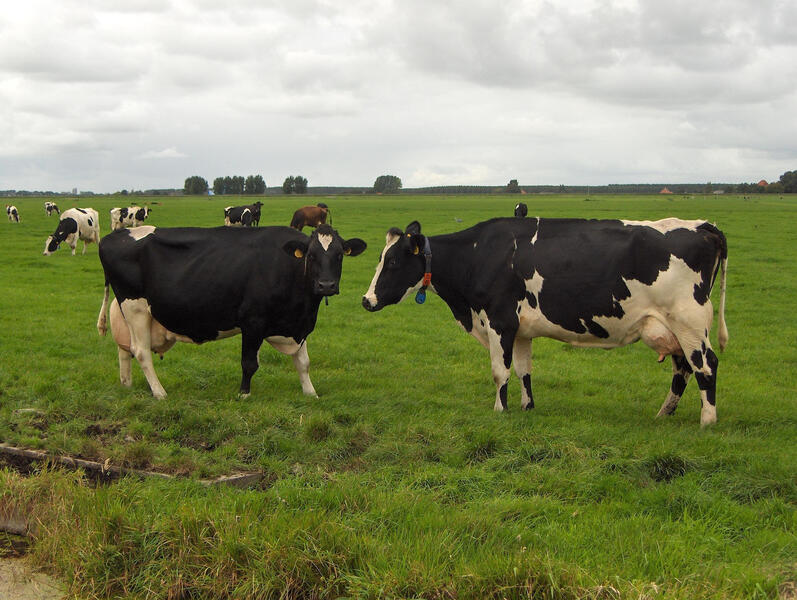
[1,193,795,599]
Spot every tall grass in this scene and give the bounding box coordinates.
[0,193,795,598]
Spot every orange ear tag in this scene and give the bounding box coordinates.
[294,249,304,258]
[413,246,419,255]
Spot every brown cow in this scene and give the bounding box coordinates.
[290,203,331,230]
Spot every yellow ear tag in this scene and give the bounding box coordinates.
[344,248,351,256]
[294,249,304,258]
[413,246,419,255]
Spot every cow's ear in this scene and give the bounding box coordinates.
[283,239,309,259]
[405,221,422,235]
[407,233,425,256]
[342,238,367,257]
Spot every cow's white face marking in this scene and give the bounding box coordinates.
[364,231,400,306]
[621,218,703,233]
[127,225,156,240]
[318,233,333,251]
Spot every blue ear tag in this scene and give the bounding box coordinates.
[415,288,426,304]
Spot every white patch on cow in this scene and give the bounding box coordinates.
[318,233,333,251]
[363,231,401,307]
[621,218,704,234]
[468,309,490,349]
[127,225,156,240]
[530,218,539,244]
[266,335,301,355]
[119,297,167,398]
[216,328,241,340]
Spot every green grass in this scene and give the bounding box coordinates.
[0,193,795,598]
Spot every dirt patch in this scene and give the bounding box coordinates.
[0,558,64,600]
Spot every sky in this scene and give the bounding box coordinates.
[1,0,795,193]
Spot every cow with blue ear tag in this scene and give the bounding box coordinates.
[363,216,729,427]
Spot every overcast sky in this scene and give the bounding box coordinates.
[1,0,795,193]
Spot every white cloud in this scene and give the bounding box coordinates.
[138,147,187,159]
[0,0,795,192]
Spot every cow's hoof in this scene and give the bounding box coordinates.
[238,392,251,400]
[700,407,717,427]
[521,402,534,411]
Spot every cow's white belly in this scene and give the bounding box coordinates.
[266,335,301,355]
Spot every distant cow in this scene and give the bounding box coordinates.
[43,207,100,256]
[110,206,150,230]
[290,203,331,231]
[44,202,60,216]
[6,205,20,222]
[362,217,728,427]
[514,203,528,217]
[96,224,366,398]
[224,202,264,227]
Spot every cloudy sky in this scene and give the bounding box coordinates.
[1,0,795,193]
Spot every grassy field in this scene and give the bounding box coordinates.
[0,193,795,599]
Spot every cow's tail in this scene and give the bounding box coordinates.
[717,255,728,351]
[97,281,110,337]
[702,222,729,352]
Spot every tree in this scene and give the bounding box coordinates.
[506,179,520,193]
[213,177,225,195]
[245,174,266,194]
[373,174,402,194]
[779,170,797,193]
[184,175,208,195]
[294,175,308,194]
[282,176,295,194]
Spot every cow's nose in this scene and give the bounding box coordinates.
[316,280,338,295]
[362,296,378,311]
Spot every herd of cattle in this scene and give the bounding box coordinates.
[10,198,729,426]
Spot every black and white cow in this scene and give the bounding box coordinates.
[43,208,101,256]
[6,205,20,222]
[110,206,151,230]
[514,203,528,217]
[224,202,263,227]
[96,224,366,398]
[44,201,60,216]
[362,217,728,426]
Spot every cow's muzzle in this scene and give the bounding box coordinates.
[315,280,339,296]
[361,296,381,312]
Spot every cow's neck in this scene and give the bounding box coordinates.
[426,233,476,326]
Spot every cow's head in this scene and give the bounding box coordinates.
[362,221,426,312]
[43,218,77,255]
[282,224,367,296]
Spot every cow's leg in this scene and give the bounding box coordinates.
[239,331,264,397]
[512,337,534,410]
[487,327,514,412]
[291,342,318,397]
[657,355,692,417]
[118,348,133,387]
[671,323,718,426]
[120,298,167,399]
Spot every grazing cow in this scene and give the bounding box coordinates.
[290,203,331,231]
[514,203,528,217]
[110,206,151,230]
[224,202,263,227]
[43,208,101,256]
[44,201,60,216]
[96,224,366,398]
[6,205,20,222]
[362,217,728,427]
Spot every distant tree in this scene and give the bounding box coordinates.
[120,189,129,196]
[222,175,244,195]
[282,176,295,194]
[506,179,520,193]
[184,176,209,195]
[294,175,308,194]
[703,182,714,194]
[766,181,784,194]
[213,177,225,195]
[245,174,266,194]
[373,174,402,194]
[779,170,797,193]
